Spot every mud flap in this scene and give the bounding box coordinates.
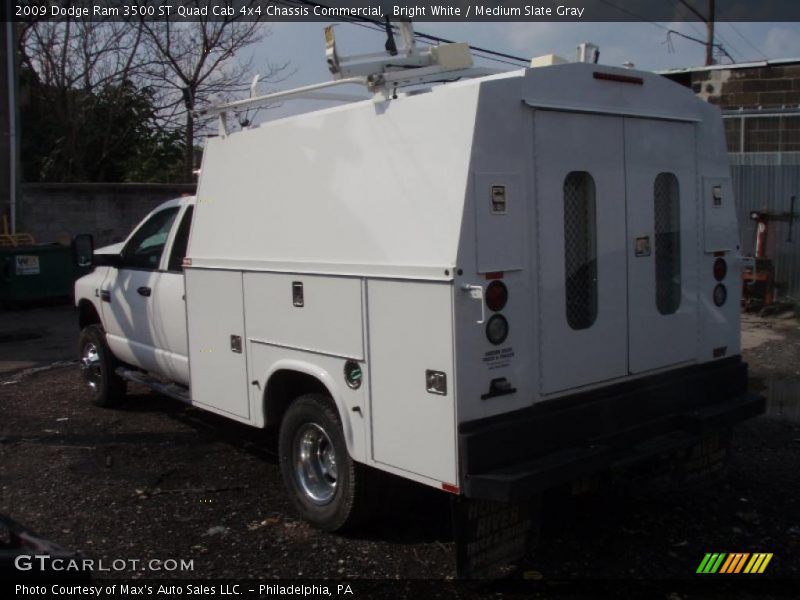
[664,430,732,488]
[452,496,540,578]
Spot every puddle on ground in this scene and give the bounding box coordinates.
[751,377,800,422]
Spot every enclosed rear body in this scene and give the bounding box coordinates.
[183,63,761,501]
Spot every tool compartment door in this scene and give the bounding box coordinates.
[535,111,628,394]
[185,268,250,421]
[367,280,457,485]
[624,119,698,373]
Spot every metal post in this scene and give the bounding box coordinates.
[6,19,16,234]
[739,116,745,153]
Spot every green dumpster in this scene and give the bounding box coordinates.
[0,244,91,306]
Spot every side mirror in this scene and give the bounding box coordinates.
[72,234,94,268]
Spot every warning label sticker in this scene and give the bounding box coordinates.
[15,255,40,275]
[483,346,514,370]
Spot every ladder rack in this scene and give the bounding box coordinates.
[197,22,505,134]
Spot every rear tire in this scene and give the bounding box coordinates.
[278,393,369,532]
[78,324,126,407]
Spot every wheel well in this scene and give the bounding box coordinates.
[78,300,101,330]
[264,370,330,430]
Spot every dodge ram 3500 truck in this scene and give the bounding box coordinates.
[73,28,764,550]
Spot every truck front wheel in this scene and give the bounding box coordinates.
[78,324,126,407]
[278,393,368,532]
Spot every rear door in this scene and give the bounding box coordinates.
[624,119,698,373]
[535,112,699,395]
[535,111,629,394]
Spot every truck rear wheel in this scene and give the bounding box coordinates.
[278,393,368,532]
[78,324,126,407]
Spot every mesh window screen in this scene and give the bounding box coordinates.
[563,172,598,330]
[654,173,681,315]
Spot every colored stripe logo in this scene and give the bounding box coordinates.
[696,553,773,574]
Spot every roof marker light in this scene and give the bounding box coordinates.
[593,71,643,85]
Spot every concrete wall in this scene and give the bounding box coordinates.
[18,182,195,246]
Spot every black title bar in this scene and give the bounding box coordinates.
[9,0,800,23]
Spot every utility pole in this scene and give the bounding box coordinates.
[705,0,716,66]
[679,0,717,66]
[0,14,18,234]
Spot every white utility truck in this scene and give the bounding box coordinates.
[74,26,763,548]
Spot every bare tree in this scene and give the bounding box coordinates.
[140,4,290,181]
[17,19,156,180]
[17,6,290,182]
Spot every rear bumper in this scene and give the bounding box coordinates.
[459,357,765,501]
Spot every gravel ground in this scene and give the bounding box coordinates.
[0,315,798,588]
[0,369,454,580]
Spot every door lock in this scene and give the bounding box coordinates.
[634,236,651,257]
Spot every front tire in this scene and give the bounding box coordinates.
[279,393,369,532]
[78,324,126,407]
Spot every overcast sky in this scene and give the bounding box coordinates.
[243,21,800,119]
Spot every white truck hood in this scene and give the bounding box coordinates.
[97,242,123,254]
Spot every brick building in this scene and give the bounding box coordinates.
[662,59,800,154]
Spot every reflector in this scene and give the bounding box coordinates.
[486,314,509,345]
[713,284,727,307]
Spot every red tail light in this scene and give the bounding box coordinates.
[713,257,727,281]
[485,280,508,312]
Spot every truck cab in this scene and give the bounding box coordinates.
[76,197,194,393]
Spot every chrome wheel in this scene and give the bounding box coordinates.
[80,341,101,391]
[293,422,338,505]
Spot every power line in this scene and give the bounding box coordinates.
[344,18,529,67]
[675,0,706,21]
[671,0,744,62]
[726,23,768,61]
[670,0,741,61]
[673,0,741,64]
[666,28,735,63]
[413,31,530,65]
[702,23,743,62]
[596,0,670,31]
[277,0,530,66]
[336,18,529,68]
[669,0,706,40]
[599,0,732,64]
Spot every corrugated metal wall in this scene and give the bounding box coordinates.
[730,161,800,301]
